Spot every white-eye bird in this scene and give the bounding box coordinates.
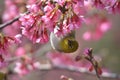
[50,31,79,53]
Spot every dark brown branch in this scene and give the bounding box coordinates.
[0,11,29,30]
[0,0,41,30]
[0,16,20,30]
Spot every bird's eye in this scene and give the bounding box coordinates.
[67,40,73,49]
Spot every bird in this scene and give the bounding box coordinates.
[50,31,79,53]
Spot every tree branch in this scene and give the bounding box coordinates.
[5,54,120,79]
[0,0,40,30]
[0,11,29,30]
[0,16,20,30]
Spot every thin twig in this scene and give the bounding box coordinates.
[0,0,41,30]
[0,16,20,29]
[0,11,29,30]
[90,59,101,80]
[83,48,102,80]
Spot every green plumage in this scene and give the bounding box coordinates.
[50,31,78,53]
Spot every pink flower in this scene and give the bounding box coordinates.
[110,1,120,14]
[0,33,22,68]
[0,55,6,68]
[83,12,111,41]
[20,13,50,44]
[27,4,41,13]
[27,0,37,4]
[0,34,21,54]
[93,0,105,9]
[83,31,92,41]
[14,56,39,75]
[15,47,26,57]
[18,0,85,43]
[99,21,111,32]
[19,14,36,27]
[14,62,29,75]
[83,48,93,56]
[42,2,60,28]
[35,29,49,44]
[54,13,82,36]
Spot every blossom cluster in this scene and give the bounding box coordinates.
[18,0,119,43]
[19,0,83,44]
[2,0,119,44]
[0,33,22,67]
[84,0,120,14]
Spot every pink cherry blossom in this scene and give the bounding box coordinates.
[93,0,105,9]
[15,47,26,57]
[14,55,40,76]
[19,0,83,43]
[110,1,120,14]
[83,31,92,41]
[27,4,41,13]
[83,12,111,41]
[0,34,22,55]
[14,62,29,75]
